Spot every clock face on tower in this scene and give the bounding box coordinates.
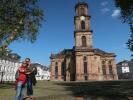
[80,16,85,21]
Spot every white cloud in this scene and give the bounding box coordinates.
[112,9,121,17]
[101,8,110,13]
[101,1,108,6]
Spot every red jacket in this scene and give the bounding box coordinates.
[16,67,27,86]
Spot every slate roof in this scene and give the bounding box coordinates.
[94,48,116,57]
[50,49,73,59]
[50,48,115,59]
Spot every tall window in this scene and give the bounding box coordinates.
[81,21,85,30]
[102,65,106,75]
[55,62,58,79]
[83,57,87,74]
[83,57,88,80]
[109,65,113,74]
[108,61,113,74]
[102,61,106,75]
[84,62,87,74]
[82,36,87,47]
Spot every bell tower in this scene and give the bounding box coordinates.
[74,2,93,50]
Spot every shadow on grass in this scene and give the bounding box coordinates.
[54,80,133,100]
[0,83,15,89]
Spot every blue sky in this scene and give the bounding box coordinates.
[9,0,132,66]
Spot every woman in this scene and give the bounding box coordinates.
[15,61,28,100]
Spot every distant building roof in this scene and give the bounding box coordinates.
[32,63,49,70]
[117,60,129,65]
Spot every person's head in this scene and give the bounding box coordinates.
[21,61,27,67]
[25,58,30,64]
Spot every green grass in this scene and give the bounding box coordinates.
[0,80,133,100]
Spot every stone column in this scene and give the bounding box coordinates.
[50,61,55,80]
[58,61,62,81]
[112,59,118,80]
[106,60,109,80]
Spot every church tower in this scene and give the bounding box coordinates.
[50,1,118,81]
[74,2,93,49]
[74,2,94,81]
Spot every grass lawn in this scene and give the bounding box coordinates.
[0,80,133,100]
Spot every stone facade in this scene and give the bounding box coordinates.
[50,2,118,81]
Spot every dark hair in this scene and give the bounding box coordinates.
[25,58,30,61]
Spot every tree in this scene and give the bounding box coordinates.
[0,0,44,56]
[114,0,133,53]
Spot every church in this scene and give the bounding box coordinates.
[50,2,118,81]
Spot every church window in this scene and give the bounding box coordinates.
[84,62,87,74]
[108,61,113,75]
[109,65,113,74]
[82,36,87,47]
[102,65,106,75]
[83,57,87,74]
[83,56,88,80]
[81,21,85,30]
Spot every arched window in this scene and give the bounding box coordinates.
[102,65,106,75]
[55,62,58,79]
[83,56,88,80]
[108,61,113,75]
[82,36,87,47]
[102,61,106,75]
[81,21,85,30]
[84,62,87,74]
[109,65,113,75]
